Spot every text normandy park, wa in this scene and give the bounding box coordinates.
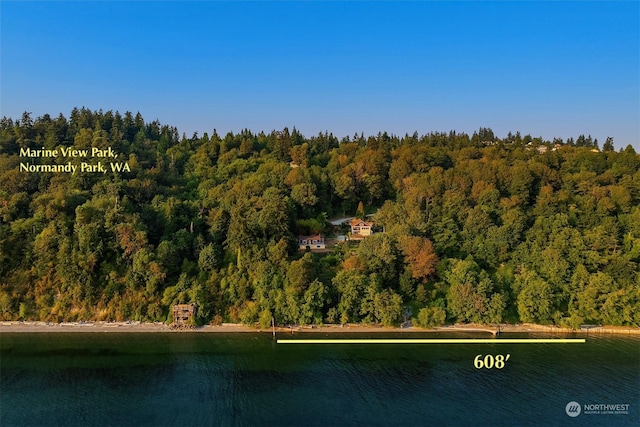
[18,146,130,174]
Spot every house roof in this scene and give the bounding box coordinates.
[298,234,324,241]
[350,219,373,227]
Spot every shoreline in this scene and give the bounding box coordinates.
[1,321,639,335]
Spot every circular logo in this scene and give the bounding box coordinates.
[566,401,582,417]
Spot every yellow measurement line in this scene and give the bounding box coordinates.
[277,339,586,344]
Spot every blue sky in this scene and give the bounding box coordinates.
[2,1,638,149]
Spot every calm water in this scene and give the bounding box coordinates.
[1,332,638,426]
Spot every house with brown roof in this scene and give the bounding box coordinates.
[350,219,374,237]
[298,234,325,250]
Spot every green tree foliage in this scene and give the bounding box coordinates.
[1,109,638,327]
[356,234,400,284]
[355,201,365,219]
[332,270,367,324]
[300,279,327,325]
[514,269,554,324]
[444,259,506,323]
[414,307,446,328]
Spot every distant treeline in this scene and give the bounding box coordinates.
[1,108,639,328]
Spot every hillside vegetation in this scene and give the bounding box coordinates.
[1,109,639,328]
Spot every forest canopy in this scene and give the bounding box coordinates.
[1,108,639,329]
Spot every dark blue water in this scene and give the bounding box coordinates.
[1,332,638,426]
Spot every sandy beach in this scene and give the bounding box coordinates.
[1,321,639,335]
